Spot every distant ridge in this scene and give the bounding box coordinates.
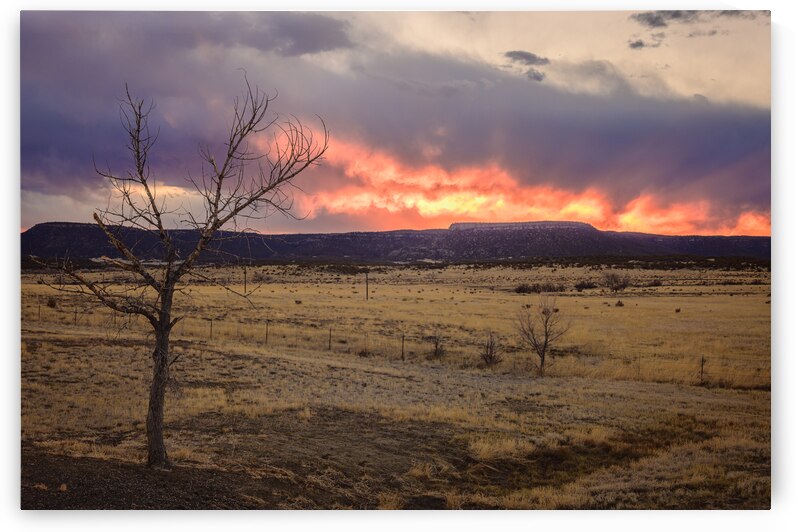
[449,221,594,231]
[21,220,770,263]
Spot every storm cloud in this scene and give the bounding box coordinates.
[20,12,770,236]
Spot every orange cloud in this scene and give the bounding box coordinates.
[721,211,771,237]
[299,139,769,236]
[612,195,713,235]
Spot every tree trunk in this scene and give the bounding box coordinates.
[146,327,170,468]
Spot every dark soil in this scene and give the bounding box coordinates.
[21,407,472,510]
[22,446,286,509]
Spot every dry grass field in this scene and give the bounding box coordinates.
[20,262,770,509]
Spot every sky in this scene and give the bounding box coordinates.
[20,10,771,236]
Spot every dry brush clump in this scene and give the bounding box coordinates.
[515,282,566,294]
[603,272,632,292]
[574,280,598,292]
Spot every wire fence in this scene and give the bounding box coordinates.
[21,293,771,390]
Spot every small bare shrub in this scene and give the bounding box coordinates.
[517,296,570,377]
[615,300,624,307]
[427,335,446,360]
[46,296,57,309]
[480,333,503,368]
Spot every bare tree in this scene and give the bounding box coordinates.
[516,297,570,376]
[45,77,328,468]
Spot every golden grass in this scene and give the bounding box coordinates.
[407,459,454,481]
[21,264,769,389]
[174,387,309,419]
[563,425,615,446]
[376,492,404,510]
[468,436,537,461]
[35,439,147,464]
[498,486,588,510]
[20,263,770,509]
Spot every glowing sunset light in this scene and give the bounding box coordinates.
[721,211,771,237]
[304,139,770,236]
[614,195,714,235]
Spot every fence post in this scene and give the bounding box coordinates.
[700,355,705,385]
[73,306,77,325]
[209,318,213,340]
[365,272,369,301]
[401,334,405,362]
[328,327,332,351]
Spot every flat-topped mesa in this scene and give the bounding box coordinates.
[21,220,771,262]
[449,221,596,231]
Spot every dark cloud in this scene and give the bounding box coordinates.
[630,11,701,28]
[628,37,662,49]
[21,12,352,65]
[505,50,549,82]
[504,50,550,66]
[627,10,764,53]
[20,12,770,232]
[630,10,769,28]
[20,11,354,196]
[716,10,770,21]
[687,29,720,38]
[261,12,353,56]
[526,68,545,82]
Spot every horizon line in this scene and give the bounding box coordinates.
[19,219,772,239]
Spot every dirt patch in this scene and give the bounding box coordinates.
[23,407,473,509]
[172,407,471,502]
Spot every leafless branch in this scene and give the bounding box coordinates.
[517,296,570,376]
